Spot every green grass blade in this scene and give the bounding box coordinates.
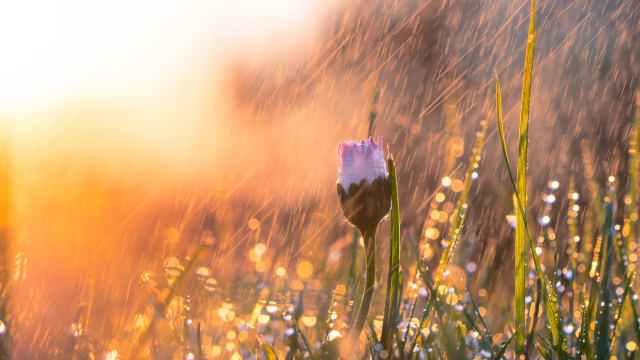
[610,267,636,350]
[491,325,523,360]
[610,207,640,347]
[496,76,567,360]
[625,92,640,252]
[577,293,588,360]
[585,233,605,360]
[257,334,277,360]
[381,157,402,351]
[448,116,489,240]
[524,279,542,359]
[441,319,460,360]
[535,342,553,360]
[595,201,615,359]
[515,0,536,354]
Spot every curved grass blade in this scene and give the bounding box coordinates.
[257,334,277,360]
[492,325,523,360]
[496,77,567,360]
[197,322,204,360]
[535,342,553,360]
[514,1,536,355]
[610,266,636,351]
[381,157,402,351]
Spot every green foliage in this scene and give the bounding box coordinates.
[515,0,536,353]
[257,334,277,360]
[496,76,568,359]
[196,322,204,360]
[381,157,402,351]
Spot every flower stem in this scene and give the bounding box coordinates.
[342,224,376,359]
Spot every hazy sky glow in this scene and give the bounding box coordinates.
[0,0,321,108]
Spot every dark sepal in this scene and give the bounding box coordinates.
[336,176,391,234]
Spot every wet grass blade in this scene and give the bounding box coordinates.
[514,1,536,354]
[197,322,204,360]
[535,342,553,360]
[611,211,640,347]
[381,157,401,351]
[595,200,616,359]
[524,279,542,359]
[625,92,640,251]
[257,334,277,360]
[448,116,489,240]
[577,293,588,360]
[441,318,460,360]
[492,325,523,360]
[610,266,636,351]
[585,233,605,360]
[496,76,567,360]
[292,317,313,358]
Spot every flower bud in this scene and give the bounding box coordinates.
[336,135,391,232]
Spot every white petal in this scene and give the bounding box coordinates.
[337,135,387,193]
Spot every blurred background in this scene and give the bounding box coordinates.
[0,0,638,357]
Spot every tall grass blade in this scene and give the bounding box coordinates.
[524,279,541,358]
[515,0,536,354]
[580,141,603,290]
[595,200,616,359]
[496,76,567,360]
[610,267,636,351]
[625,92,640,252]
[577,293,588,360]
[197,322,204,360]
[610,204,640,346]
[491,325,523,360]
[257,334,277,360]
[448,117,489,240]
[585,233,605,360]
[381,157,402,351]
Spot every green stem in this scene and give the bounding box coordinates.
[342,224,377,359]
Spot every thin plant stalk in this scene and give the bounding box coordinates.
[381,157,402,351]
[341,225,376,359]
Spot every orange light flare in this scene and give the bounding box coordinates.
[0,0,345,346]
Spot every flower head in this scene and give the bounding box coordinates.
[338,135,388,194]
[336,135,391,232]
